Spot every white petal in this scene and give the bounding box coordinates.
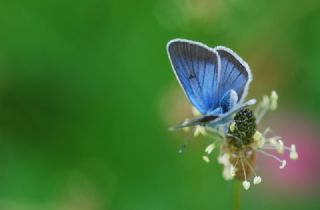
[202,156,210,163]
[218,154,230,165]
[276,140,284,154]
[242,181,250,190]
[253,176,262,185]
[253,131,265,148]
[270,91,278,110]
[229,122,236,132]
[194,126,206,136]
[205,143,215,154]
[290,151,298,160]
[230,165,236,177]
[222,166,234,180]
[279,160,287,169]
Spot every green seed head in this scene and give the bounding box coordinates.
[228,108,257,148]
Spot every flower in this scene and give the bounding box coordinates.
[177,91,298,190]
[242,180,251,190]
[253,176,262,185]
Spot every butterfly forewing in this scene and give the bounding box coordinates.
[167,40,220,114]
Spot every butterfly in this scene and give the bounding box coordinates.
[167,39,256,130]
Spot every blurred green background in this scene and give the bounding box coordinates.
[0,0,319,209]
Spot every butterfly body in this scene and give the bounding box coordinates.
[167,39,255,129]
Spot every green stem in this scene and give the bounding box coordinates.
[232,181,242,210]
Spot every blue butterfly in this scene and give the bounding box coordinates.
[167,39,256,129]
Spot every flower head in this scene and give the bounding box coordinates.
[176,91,298,190]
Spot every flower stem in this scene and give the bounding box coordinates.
[232,181,242,210]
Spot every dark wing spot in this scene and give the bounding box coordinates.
[188,73,196,80]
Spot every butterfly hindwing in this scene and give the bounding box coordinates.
[220,89,238,113]
[167,39,220,114]
[214,46,252,105]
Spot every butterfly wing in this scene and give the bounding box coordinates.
[167,39,220,114]
[214,46,252,106]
